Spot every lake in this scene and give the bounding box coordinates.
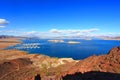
[7,39,120,60]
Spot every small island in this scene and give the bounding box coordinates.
[48,39,64,43]
[68,41,80,44]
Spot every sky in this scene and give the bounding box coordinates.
[0,0,120,38]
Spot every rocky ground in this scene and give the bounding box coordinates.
[61,47,120,80]
[0,38,120,80]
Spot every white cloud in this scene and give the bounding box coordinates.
[49,28,99,34]
[2,28,120,39]
[0,30,18,34]
[5,30,17,33]
[18,28,100,38]
[1,28,100,38]
[0,26,6,28]
[0,18,9,24]
[50,29,61,33]
[22,31,39,36]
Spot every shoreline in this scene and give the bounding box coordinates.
[0,38,22,50]
[0,38,76,60]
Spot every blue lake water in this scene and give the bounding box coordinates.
[7,39,120,60]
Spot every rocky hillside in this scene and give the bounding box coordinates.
[0,58,34,80]
[61,47,120,80]
[0,49,77,80]
[0,47,120,80]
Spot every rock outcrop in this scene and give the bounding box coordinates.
[60,47,120,80]
[0,47,120,80]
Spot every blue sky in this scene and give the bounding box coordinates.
[0,0,120,38]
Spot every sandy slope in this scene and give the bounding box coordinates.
[0,38,21,50]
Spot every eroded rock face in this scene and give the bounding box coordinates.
[109,47,120,56]
[60,47,120,79]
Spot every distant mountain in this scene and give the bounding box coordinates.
[97,36,120,40]
[0,35,15,38]
[1,34,120,40]
[0,35,28,39]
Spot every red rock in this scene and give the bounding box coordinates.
[60,47,120,79]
